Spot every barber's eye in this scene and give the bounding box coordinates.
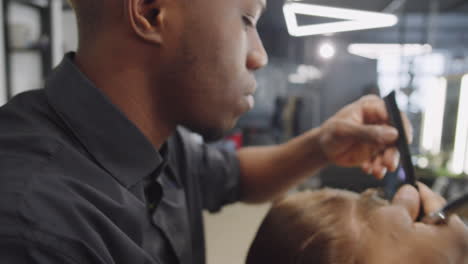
[242,15,255,28]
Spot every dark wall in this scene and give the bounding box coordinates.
[315,51,378,121]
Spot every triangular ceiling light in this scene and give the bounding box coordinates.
[283,2,398,37]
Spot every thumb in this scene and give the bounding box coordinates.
[392,184,420,221]
[417,182,446,215]
[348,124,398,145]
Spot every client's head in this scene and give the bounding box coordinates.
[247,186,468,264]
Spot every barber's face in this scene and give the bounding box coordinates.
[356,188,468,264]
[161,0,268,141]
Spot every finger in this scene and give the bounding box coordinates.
[359,95,389,123]
[361,161,373,175]
[372,155,387,179]
[381,148,400,172]
[392,184,420,221]
[345,122,398,146]
[400,112,414,143]
[417,182,446,214]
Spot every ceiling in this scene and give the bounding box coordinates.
[258,0,468,58]
[289,0,468,13]
[260,0,468,29]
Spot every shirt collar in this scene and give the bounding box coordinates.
[45,53,165,188]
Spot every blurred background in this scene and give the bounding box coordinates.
[1,0,468,263]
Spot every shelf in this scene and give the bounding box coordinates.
[10,0,48,9]
[11,0,71,10]
[3,0,64,100]
[11,46,43,52]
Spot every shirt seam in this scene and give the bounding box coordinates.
[0,234,82,264]
[44,94,118,184]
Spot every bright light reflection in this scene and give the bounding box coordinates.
[319,42,336,59]
[0,1,6,105]
[450,75,468,174]
[283,3,398,37]
[421,77,447,155]
[288,65,323,84]
[417,157,429,169]
[348,44,433,60]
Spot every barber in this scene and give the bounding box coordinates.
[0,0,405,263]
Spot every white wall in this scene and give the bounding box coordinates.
[9,2,42,96]
[0,3,78,103]
[204,204,270,264]
[51,0,63,67]
[63,10,78,53]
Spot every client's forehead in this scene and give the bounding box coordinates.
[279,188,359,205]
[276,188,388,221]
[356,189,390,217]
[274,189,374,222]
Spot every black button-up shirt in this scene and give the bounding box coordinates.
[0,53,241,264]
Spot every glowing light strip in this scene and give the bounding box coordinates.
[51,0,63,67]
[463,76,468,174]
[283,2,398,37]
[348,44,433,60]
[0,0,6,105]
[421,77,447,154]
[451,75,468,174]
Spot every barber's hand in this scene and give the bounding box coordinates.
[318,95,413,179]
[391,183,446,221]
[390,184,468,263]
[416,182,447,217]
[361,184,468,263]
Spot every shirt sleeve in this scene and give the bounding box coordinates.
[174,127,242,213]
[0,237,79,264]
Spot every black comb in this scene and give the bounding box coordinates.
[383,91,416,188]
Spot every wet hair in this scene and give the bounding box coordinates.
[246,188,387,264]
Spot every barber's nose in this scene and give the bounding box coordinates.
[247,32,268,71]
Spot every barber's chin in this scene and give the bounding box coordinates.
[198,127,229,143]
[189,120,238,143]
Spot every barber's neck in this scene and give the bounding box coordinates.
[74,43,175,150]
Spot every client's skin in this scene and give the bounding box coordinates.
[247,184,468,264]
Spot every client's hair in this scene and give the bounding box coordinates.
[246,188,386,264]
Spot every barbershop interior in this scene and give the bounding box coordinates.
[1,0,468,263]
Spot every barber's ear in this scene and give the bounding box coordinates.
[127,0,165,44]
